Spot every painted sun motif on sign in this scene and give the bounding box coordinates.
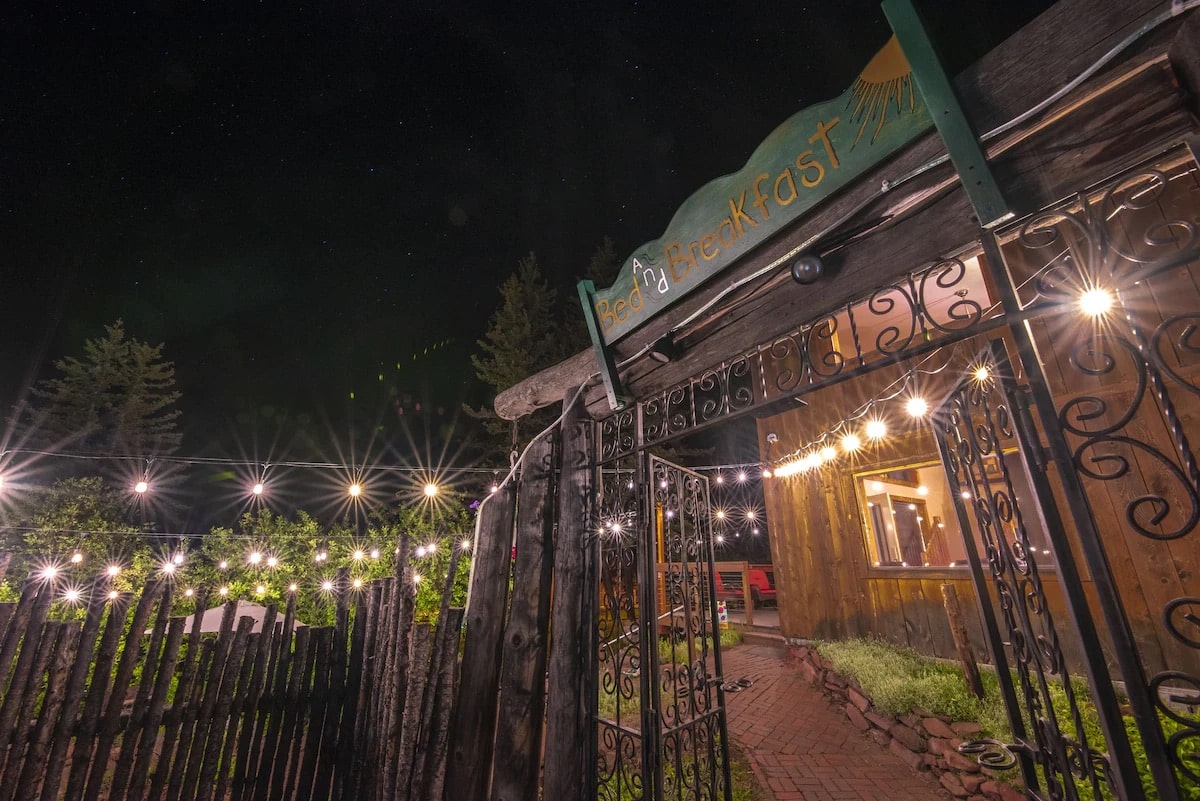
[849,36,916,147]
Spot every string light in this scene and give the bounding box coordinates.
[219,586,229,596]
[352,549,366,561]
[184,588,194,597]
[71,551,84,564]
[819,446,837,463]
[1079,287,1114,317]
[905,396,929,418]
[248,551,263,565]
[865,419,888,440]
[134,481,149,494]
[252,482,265,496]
[972,365,990,383]
[423,483,439,498]
[289,583,299,593]
[352,578,364,589]
[266,556,279,568]
[841,433,862,453]
[348,483,362,498]
[106,564,121,577]
[369,548,380,559]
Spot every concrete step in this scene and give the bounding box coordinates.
[737,629,786,647]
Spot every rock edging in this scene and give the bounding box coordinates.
[789,645,1025,801]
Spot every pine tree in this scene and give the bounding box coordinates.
[23,320,183,455]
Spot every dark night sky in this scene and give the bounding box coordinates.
[0,1,1053,459]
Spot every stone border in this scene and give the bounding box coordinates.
[790,645,1026,801]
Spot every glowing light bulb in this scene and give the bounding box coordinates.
[352,549,365,561]
[972,366,990,383]
[715,510,726,520]
[412,573,422,585]
[802,452,822,470]
[248,551,262,565]
[423,483,438,498]
[459,537,472,552]
[108,590,119,600]
[746,510,757,521]
[184,588,194,597]
[426,542,438,553]
[820,446,837,463]
[961,490,972,499]
[64,589,80,603]
[288,583,298,593]
[134,481,149,494]
[161,561,176,575]
[917,485,929,496]
[348,483,362,498]
[906,397,929,418]
[841,433,862,453]
[869,480,885,493]
[321,580,334,592]
[370,548,380,559]
[106,564,121,577]
[173,552,184,565]
[266,556,279,568]
[252,482,265,496]
[352,578,363,589]
[416,546,427,558]
[865,419,888,440]
[256,584,266,595]
[219,560,229,570]
[490,484,499,493]
[715,534,725,544]
[219,586,229,596]
[736,471,747,483]
[1079,287,1114,317]
[715,475,724,485]
[761,467,773,478]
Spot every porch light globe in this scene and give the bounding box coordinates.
[1079,288,1114,317]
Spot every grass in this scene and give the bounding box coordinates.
[814,638,1200,801]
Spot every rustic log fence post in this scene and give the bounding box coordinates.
[152,588,210,801]
[491,432,556,801]
[15,619,80,800]
[543,388,596,801]
[224,603,278,801]
[445,484,516,801]
[125,616,188,801]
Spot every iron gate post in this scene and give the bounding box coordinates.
[980,231,1172,801]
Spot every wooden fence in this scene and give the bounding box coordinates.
[0,551,464,800]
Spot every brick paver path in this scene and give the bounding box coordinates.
[721,643,950,801]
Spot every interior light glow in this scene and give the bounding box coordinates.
[905,396,929,418]
[869,480,885,494]
[865,419,887,440]
[1079,287,1114,317]
[917,485,929,496]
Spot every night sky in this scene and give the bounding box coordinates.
[1,1,1053,463]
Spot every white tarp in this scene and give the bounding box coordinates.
[173,600,306,634]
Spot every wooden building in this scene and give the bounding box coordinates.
[498,1,1200,798]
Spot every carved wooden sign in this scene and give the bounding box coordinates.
[580,37,932,346]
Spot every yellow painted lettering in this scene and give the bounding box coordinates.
[752,173,771,220]
[666,242,694,282]
[700,233,720,260]
[718,218,737,247]
[810,117,841,169]
[728,191,757,237]
[795,149,824,188]
[774,168,798,205]
[596,299,616,330]
[613,297,627,321]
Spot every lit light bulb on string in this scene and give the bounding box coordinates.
[71,550,83,564]
[352,549,365,561]
[865,419,888,441]
[252,482,265,496]
[348,483,362,498]
[248,551,262,566]
[352,578,364,590]
[412,573,422,586]
[219,586,230,597]
[219,560,229,570]
[761,467,773,478]
[173,552,184,565]
[288,583,298,593]
[802,452,822,471]
[106,564,122,577]
[370,548,380,560]
[184,588,194,597]
[1079,287,1114,317]
[134,480,149,494]
[423,483,439,498]
[160,561,176,576]
[256,584,266,595]
[972,365,991,383]
[108,590,120,601]
[426,542,438,554]
[416,546,427,558]
[266,556,279,568]
[63,588,81,604]
[905,396,929,418]
[458,537,472,552]
[321,580,334,593]
[736,471,747,483]
[841,433,862,453]
[819,445,837,463]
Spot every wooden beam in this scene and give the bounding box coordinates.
[494,0,1183,420]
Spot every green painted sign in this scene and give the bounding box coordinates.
[580,37,933,346]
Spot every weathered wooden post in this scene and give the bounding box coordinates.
[491,432,556,801]
[543,388,596,801]
[941,583,984,698]
[445,484,516,801]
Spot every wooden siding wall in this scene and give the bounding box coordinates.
[758,245,1200,679]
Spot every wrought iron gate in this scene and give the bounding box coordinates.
[595,454,733,801]
[932,340,1139,800]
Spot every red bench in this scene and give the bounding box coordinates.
[747,569,776,606]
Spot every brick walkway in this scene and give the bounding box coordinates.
[721,643,951,801]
